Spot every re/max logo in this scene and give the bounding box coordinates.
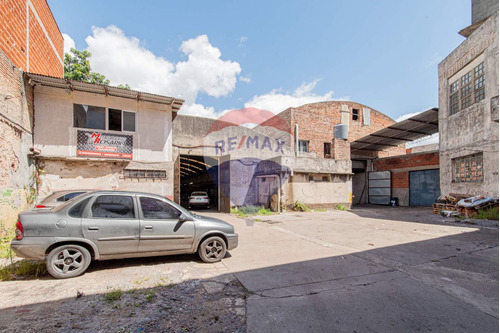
[215,135,286,155]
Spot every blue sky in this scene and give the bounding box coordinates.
[48,0,470,121]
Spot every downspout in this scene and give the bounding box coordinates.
[295,124,299,157]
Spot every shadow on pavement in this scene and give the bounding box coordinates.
[0,227,497,332]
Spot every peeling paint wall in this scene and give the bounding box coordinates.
[0,51,35,229]
[37,159,174,201]
[438,11,499,197]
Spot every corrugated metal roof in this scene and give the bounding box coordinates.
[25,73,185,112]
[350,108,439,152]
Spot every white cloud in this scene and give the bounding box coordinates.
[62,33,75,55]
[239,75,251,83]
[426,53,442,68]
[238,36,248,48]
[244,79,337,114]
[84,26,241,118]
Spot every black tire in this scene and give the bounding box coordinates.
[46,244,91,279]
[198,236,226,263]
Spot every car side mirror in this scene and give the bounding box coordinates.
[178,213,191,222]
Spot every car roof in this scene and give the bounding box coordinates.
[47,189,93,196]
[84,190,171,199]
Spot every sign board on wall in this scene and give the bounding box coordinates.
[77,130,133,159]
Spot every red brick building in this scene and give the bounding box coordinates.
[262,101,405,161]
[0,0,62,227]
[0,0,63,77]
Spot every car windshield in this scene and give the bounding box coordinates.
[191,192,207,196]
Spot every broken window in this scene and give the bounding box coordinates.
[108,109,136,132]
[109,109,122,131]
[452,153,483,183]
[352,109,359,121]
[324,142,331,158]
[449,62,486,115]
[298,140,309,153]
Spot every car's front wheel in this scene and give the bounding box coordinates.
[46,244,91,279]
[198,236,226,263]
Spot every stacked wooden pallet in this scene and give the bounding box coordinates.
[432,195,458,215]
[433,194,499,217]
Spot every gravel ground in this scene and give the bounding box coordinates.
[0,254,247,332]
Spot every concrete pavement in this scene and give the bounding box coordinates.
[212,206,498,332]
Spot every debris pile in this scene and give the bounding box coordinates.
[433,194,499,218]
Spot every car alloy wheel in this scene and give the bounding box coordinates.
[47,244,91,279]
[198,236,226,263]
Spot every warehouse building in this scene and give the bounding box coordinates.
[438,0,499,198]
[172,102,441,211]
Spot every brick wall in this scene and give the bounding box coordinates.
[0,50,35,229]
[374,152,439,171]
[373,151,440,189]
[0,0,63,77]
[263,101,404,161]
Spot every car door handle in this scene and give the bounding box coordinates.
[88,227,99,231]
[144,226,153,230]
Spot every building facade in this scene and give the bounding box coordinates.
[28,74,184,201]
[173,101,405,211]
[438,1,499,198]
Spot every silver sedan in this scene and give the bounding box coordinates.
[11,191,238,279]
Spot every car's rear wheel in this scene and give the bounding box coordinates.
[46,244,91,279]
[198,236,226,263]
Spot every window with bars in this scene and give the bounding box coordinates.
[449,62,486,115]
[452,153,483,183]
[123,169,167,180]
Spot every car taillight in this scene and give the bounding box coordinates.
[203,196,209,199]
[35,205,46,208]
[189,197,193,200]
[15,221,23,240]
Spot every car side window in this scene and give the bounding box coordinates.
[64,192,85,201]
[140,197,181,220]
[91,195,135,219]
[68,198,91,218]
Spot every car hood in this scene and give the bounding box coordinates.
[193,214,235,232]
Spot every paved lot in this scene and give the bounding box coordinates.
[218,206,498,333]
[0,206,497,332]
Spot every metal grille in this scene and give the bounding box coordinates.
[123,169,167,180]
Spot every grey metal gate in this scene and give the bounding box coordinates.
[368,171,391,205]
[409,169,440,206]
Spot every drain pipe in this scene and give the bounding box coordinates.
[295,124,299,156]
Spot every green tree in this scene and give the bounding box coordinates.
[117,84,131,90]
[64,48,110,85]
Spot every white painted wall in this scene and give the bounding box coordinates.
[33,86,173,162]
